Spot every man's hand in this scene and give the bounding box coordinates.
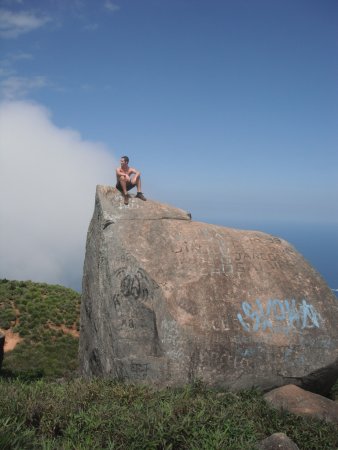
[119,174,131,183]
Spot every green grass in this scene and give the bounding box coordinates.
[0,279,337,449]
[0,379,337,450]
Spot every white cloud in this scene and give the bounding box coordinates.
[0,53,38,98]
[2,0,24,4]
[0,75,48,100]
[0,9,50,38]
[83,23,99,31]
[80,83,93,91]
[104,1,120,13]
[0,101,116,290]
[10,51,34,61]
[0,66,14,78]
[0,53,32,80]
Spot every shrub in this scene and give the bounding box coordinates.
[0,279,80,379]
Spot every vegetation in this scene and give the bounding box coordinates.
[0,279,337,449]
[1,379,338,450]
[0,279,80,378]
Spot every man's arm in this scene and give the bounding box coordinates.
[128,167,140,178]
[116,167,131,182]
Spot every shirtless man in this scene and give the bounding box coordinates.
[116,156,147,205]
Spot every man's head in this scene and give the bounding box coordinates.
[121,156,129,165]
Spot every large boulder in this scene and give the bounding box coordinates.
[264,384,338,425]
[79,185,338,393]
[257,433,300,450]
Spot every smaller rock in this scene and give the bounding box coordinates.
[258,432,299,450]
[264,384,338,425]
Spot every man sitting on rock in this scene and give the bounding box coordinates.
[116,156,147,205]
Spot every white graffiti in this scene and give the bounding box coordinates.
[237,298,321,334]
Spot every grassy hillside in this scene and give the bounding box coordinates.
[0,279,80,378]
[0,279,337,449]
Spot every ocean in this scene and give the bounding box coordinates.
[263,222,338,299]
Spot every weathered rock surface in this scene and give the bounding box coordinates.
[79,185,338,392]
[264,384,338,425]
[257,432,299,450]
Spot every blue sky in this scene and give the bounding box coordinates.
[0,0,337,289]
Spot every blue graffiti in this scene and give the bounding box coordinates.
[237,298,321,334]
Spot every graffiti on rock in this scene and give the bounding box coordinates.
[112,267,152,309]
[237,298,321,334]
[117,268,149,300]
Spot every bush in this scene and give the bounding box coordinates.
[0,279,80,379]
[0,307,17,329]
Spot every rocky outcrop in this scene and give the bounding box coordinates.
[264,384,338,425]
[258,433,299,450]
[79,185,338,392]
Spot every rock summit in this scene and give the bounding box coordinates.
[79,186,338,393]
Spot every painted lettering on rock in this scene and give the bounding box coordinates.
[237,298,321,334]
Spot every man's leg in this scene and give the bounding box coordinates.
[132,173,146,201]
[131,172,141,193]
[118,176,129,205]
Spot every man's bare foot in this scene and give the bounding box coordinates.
[123,194,129,205]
